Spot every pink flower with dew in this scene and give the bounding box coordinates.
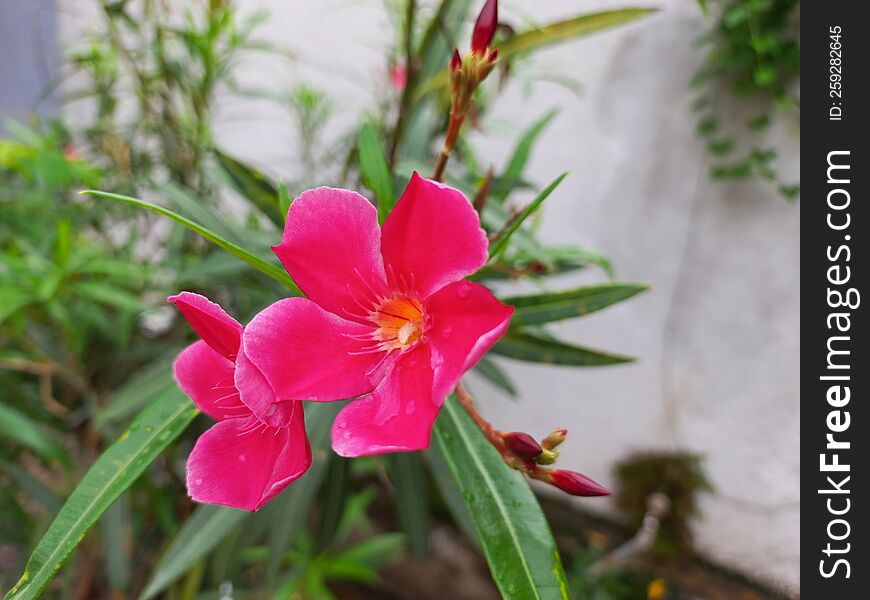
[240,173,513,457]
[170,292,311,511]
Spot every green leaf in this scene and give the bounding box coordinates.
[430,396,570,600]
[99,495,131,593]
[278,179,292,221]
[75,281,143,313]
[492,331,635,366]
[472,356,518,398]
[415,8,656,98]
[385,453,429,558]
[493,110,559,203]
[81,190,301,294]
[3,387,197,600]
[504,283,649,327]
[265,402,341,580]
[500,8,658,59]
[358,123,395,223]
[214,149,283,226]
[140,505,250,600]
[0,404,68,465]
[488,173,567,260]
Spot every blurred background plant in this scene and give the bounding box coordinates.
[692,0,800,199]
[1,1,795,599]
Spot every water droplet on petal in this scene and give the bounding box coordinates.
[456,282,472,299]
[238,454,247,462]
[343,430,352,440]
[442,325,453,338]
[194,478,203,486]
[266,405,277,417]
[404,402,415,415]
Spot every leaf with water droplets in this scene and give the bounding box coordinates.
[3,387,196,600]
[429,396,570,599]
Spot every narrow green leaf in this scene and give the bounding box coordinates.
[266,402,341,580]
[385,453,429,558]
[493,110,559,203]
[3,387,197,600]
[505,283,649,327]
[278,179,292,221]
[415,8,657,99]
[426,444,477,545]
[1,460,62,513]
[81,190,301,295]
[430,396,570,600]
[0,404,68,465]
[214,149,283,226]
[492,331,634,366]
[358,123,395,223]
[488,173,567,260]
[316,454,352,551]
[498,8,658,58]
[140,505,249,600]
[472,356,517,398]
[99,495,131,593]
[75,281,143,313]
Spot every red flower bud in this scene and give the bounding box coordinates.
[471,0,498,55]
[450,49,462,72]
[550,469,609,497]
[503,431,543,459]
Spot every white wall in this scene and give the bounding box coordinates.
[60,0,800,594]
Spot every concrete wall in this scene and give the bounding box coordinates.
[55,0,800,594]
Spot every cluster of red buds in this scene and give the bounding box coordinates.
[499,428,609,497]
[433,0,500,180]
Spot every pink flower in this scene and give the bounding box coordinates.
[240,173,513,457]
[390,64,407,91]
[169,292,311,511]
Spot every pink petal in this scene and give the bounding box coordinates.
[424,280,513,398]
[173,341,248,421]
[273,187,389,322]
[381,173,488,299]
[242,298,383,403]
[234,344,297,428]
[332,344,439,457]
[168,292,243,360]
[186,406,311,511]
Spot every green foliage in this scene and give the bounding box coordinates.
[3,387,197,600]
[693,0,800,198]
[2,1,657,598]
[431,396,570,599]
[613,451,713,559]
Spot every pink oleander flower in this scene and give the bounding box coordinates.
[170,292,311,511]
[390,63,407,91]
[239,173,513,457]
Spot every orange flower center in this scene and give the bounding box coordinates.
[371,296,425,350]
